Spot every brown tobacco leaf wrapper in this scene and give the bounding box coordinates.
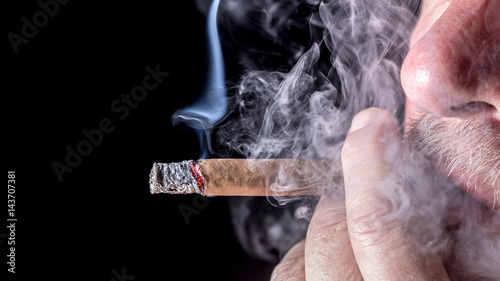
[150,159,338,196]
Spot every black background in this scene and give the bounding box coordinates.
[4,0,278,280]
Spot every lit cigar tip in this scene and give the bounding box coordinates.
[149,161,205,195]
[149,162,161,194]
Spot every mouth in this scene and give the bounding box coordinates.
[443,163,500,211]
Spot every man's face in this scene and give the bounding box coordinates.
[401,0,500,209]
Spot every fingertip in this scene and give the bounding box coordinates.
[343,108,401,163]
[347,107,399,135]
[348,107,384,134]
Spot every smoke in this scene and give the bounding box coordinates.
[173,0,226,158]
[185,0,500,278]
[227,196,311,262]
[217,0,414,192]
[211,0,415,262]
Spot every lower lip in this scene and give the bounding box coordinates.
[444,168,499,211]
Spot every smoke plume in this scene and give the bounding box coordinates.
[215,0,414,262]
[188,0,500,278]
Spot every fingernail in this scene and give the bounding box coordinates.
[348,108,382,134]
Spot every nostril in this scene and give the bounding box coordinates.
[449,101,496,118]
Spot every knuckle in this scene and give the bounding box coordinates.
[271,241,305,281]
[348,209,400,247]
[271,258,304,281]
[307,205,349,244]
[308,218,348,244]
[270,265,288,281]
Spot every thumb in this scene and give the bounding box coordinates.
[341,108,450,280]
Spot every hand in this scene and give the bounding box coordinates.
[271,108,450,280]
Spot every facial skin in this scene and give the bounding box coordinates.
[271,0,499,279]
[401,0,500,209]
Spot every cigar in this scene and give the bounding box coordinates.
[149,159,338,196]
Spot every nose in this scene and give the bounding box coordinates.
[401,0,500,120]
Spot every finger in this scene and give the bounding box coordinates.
[342,108,449,280]
[271,239,306,281]
[304,196,363,281]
